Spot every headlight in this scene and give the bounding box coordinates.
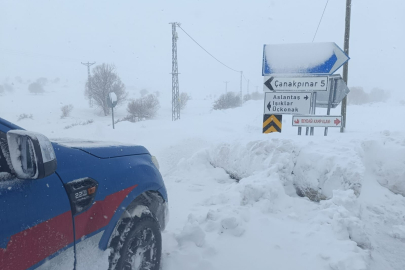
[151,155,160,170]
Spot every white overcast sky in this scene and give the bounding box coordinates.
[0,0,404,98]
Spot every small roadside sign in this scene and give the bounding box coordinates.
[316,75,350,108]
[264,76,328,92]
[264,92,312,115]
[263,114,282,133]
[107,92,118,129]
[292,115,342,127]
[107,92,118,108]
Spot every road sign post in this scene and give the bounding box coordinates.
[324,78,338,136]
[310,92,317,136]
[264,92,312,115]
[292,115,342,128]
[262,43,349,76]
[315,75,350,108]
[107,92,118,129]
[264,76,328,92]
[263,114,282,133]
[261,42,349,136]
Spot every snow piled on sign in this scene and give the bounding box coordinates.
[264,42,335,74]
[109,92,117,103]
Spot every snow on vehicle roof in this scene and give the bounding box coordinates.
[52,138,137,148]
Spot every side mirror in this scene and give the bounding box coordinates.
[7,130,57,179]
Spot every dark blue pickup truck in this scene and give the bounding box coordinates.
[0,117,168,270]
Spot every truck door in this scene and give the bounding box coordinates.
[0,129,75,270]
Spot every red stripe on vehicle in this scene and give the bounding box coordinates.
[74,185,138,240]
[0,211,74,270]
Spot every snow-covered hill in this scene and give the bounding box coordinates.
[1,87,405,270]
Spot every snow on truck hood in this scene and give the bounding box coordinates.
[52,139,150,158]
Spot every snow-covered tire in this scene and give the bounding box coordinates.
[111,216,162,270]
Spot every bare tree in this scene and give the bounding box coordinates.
[36,77,48,86]
[127,94,160,121]
[28,82,44,94]
[85,63,127,116]
[179,92,191,110]
[213,92,241,110]
[140,89,149,97]
[60,104,74,118]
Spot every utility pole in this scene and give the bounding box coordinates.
[224,81,229,93]
[81,62,96,106]
[256,86,259,92]
[340,0,351,133]
[170,22,180,121]
[240,71,243,106]
[247,79,250,94]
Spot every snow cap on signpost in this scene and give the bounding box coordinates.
[107,92,118,108]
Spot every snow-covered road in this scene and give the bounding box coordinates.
[1,88,405,270]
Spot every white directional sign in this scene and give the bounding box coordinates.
[264,76,328,92]
[316,75,350,108]
[264,92,312,115]
[292,115,342,127]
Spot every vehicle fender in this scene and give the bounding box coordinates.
[98,186,166,250]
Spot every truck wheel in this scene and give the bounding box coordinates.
[114,216,162,270]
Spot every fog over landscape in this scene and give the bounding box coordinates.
[0,0,404,99]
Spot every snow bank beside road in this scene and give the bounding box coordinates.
[361,137,405,196]
[162,131,405,270]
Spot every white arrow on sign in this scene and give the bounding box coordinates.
[263,76,328,92]
[292,115,342,127]
[264,92,312,115]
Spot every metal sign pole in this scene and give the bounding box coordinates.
[340,0,352,133]
[324,77,335,136]
[112,107,115,129]
[310,92,317,136]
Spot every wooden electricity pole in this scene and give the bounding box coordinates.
[340,0,352,133]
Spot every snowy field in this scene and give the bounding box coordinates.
[1,85,405,270]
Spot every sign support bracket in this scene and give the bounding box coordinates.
[310,92,317,136]
[324,77,336,136]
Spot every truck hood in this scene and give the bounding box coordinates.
[52,139,150,158]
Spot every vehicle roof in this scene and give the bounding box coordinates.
[0,117,23,131]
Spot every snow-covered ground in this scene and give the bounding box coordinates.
[1,85,405,270]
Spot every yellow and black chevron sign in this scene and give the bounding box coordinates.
[263,114,282,133]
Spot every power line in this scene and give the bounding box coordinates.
[176,25,241,73]
[242,73,248,82]
[312,0,330,42]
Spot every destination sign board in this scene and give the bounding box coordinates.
[292,115,342,127]
[264,92,312,115]
[264,76,328,92]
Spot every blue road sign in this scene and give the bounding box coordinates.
[262,42,349,76]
